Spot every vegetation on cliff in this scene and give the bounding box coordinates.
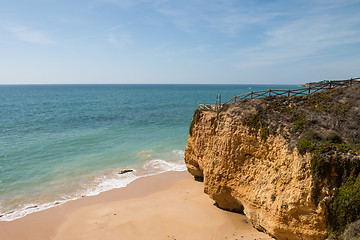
[230,84,360,239]
[326,174,360,238]
[187,84,360,239]
[189,109,201,136]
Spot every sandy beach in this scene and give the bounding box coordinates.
[0,171,272,240]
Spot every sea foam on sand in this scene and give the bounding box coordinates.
[0,171,273,240]
[0,151,186,222]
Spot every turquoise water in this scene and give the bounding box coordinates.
[0,84,297,220]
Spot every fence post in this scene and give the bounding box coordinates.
[251,92,253,99]
[308,87,311,94]
[215,94,221,111]
[350,78,353,86]
[215,95,218,111]
[234,96,237,102]
[288,90,290,97]
[269,89,271,96]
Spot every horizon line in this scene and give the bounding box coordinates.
[0,82,303,86]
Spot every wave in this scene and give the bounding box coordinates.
[143,159,187,173]
[0,151,186,222]
[172,149,185,156]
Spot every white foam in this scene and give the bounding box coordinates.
[172,149,185,157]
[84,172,139,197]
[0,157,187,222]
[143,159,186,172]
[0,200,68,222]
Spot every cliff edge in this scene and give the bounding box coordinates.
[185,84,360,240]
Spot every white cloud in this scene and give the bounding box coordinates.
[155,7,197,33]
[5,25,57,45]
[143,0,360,69]
[107,31,132,47]
[105,24,126,32]
[103,23,133,47]
[94,0,141,8]
[201,3,285,37]
[151,0,283,37]
[233,3,360,68]
[163,44,212,56]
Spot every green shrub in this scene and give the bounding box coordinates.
[325,131,343,144]
[326,175,360,238]
[260,126,269,141]
[189,109,201,136]
[317,142,337,153]
[336,144,351,153]
[244,112,261,131]
[311,154,328,180]
[297,137,317,155]
[293,113,307,130]
[316,142,355,154]
[310,153,329,203]
[303,131,322,141]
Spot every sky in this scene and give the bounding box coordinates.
[0,0,359,84]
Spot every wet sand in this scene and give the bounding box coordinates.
[0,171,272,240]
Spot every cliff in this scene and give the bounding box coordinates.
[185,84,360,240]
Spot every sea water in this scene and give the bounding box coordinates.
[0,84,297,221]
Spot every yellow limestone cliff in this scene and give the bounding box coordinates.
[184,105,327,240]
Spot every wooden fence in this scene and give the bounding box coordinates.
[199,77,360,111]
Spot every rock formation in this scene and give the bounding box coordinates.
[185,85,360,240]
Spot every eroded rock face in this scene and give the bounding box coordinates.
[185,109,327,240]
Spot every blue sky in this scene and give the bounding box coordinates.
[0,0,359,84]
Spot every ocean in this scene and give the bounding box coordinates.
[0,84,297,221]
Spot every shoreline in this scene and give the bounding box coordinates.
[0,171,272,240]
[0,159,186,222]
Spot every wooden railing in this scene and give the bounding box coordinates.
[199,77,360,111]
